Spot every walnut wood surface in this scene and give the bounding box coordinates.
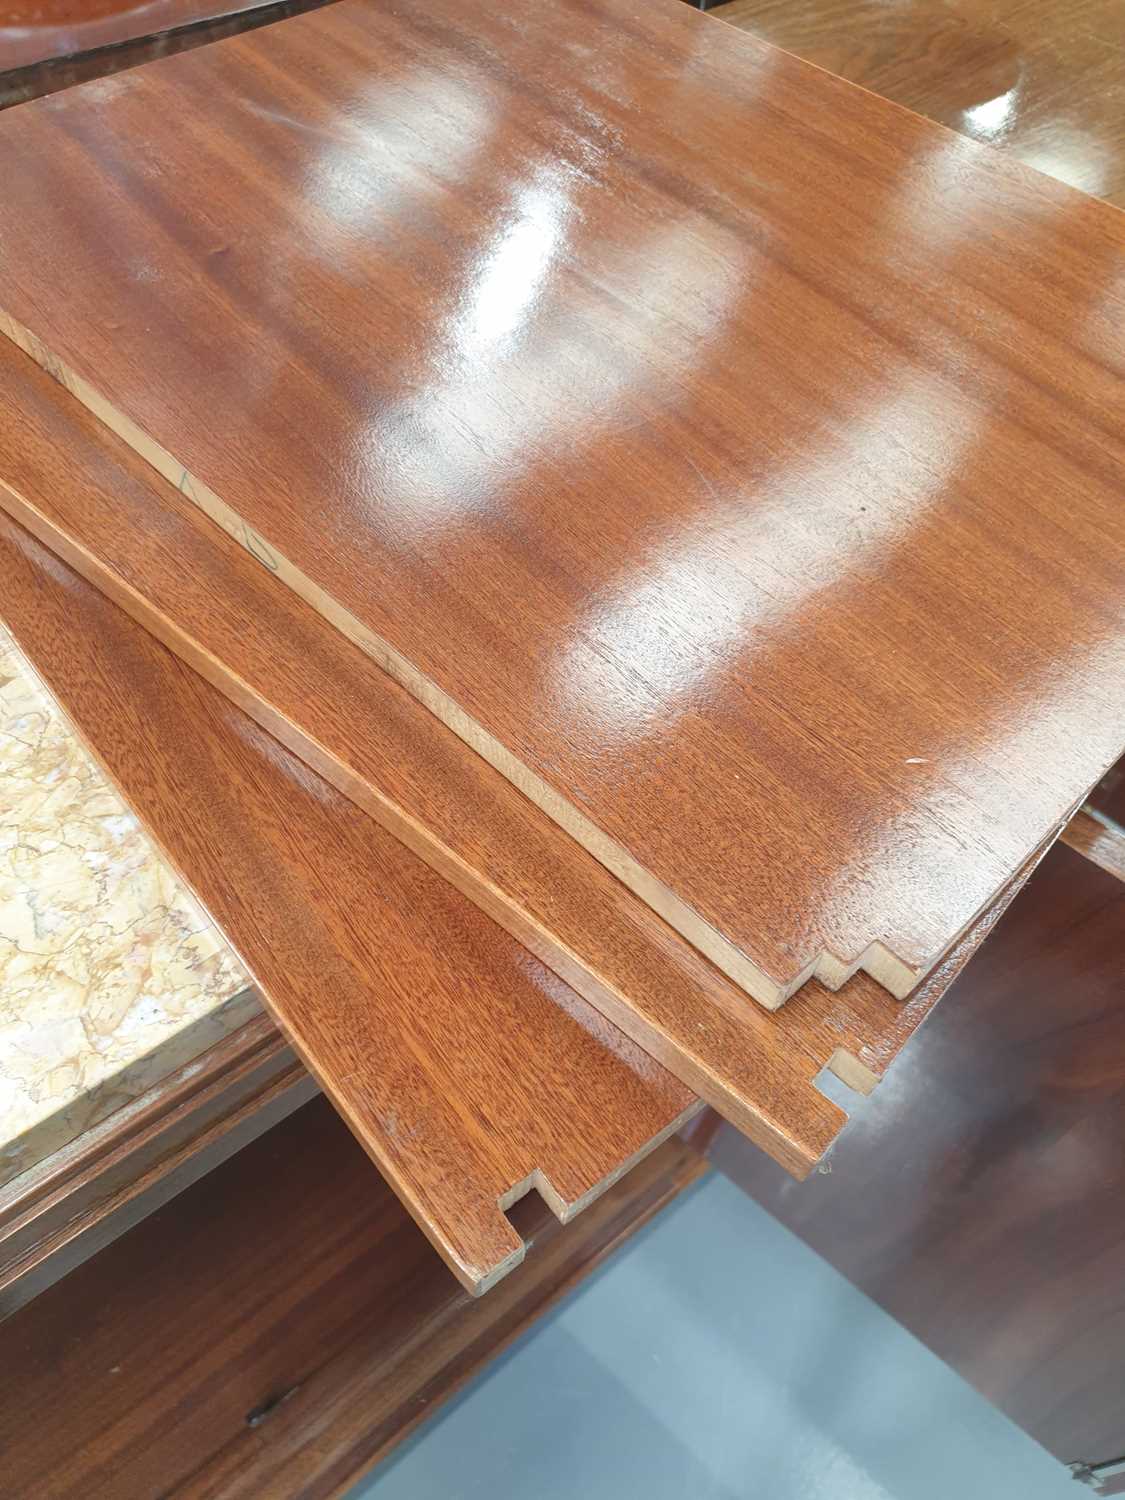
[0,1096,704,1499]
[0,340,1032,1176]
[0,0,1122,1012]
[716,0,1125,209]
[714,841,1125,1470]
[0,514,702,1294]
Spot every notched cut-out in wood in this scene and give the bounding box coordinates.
[0,1098,705,1500]
[0,513,703,1294]
[0,0,1122,1010]
[0,336,1027,1179]
[0,336,861,1169]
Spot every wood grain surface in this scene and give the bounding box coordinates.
[714,841,1125,1471]
[0,340,1032,1176]
[0,0,1122,1011]
[0,513,704,1294]
[0,1096,704,1499]
[0,337,911,1156]
[716,0,1125,208]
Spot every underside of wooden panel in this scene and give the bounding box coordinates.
[0,514,704,1294]
[0,0,1122,1011]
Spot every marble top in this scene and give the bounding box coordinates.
[0,623,253,1187]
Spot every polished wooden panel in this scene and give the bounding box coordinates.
[0,340,1037,1175]
[0,1096,704,1499]
[0,515,700,1294]
[716,0,1125,208]
[1,1,1123,1011]
[0,335,929,1163]
[714,842,1125,1471]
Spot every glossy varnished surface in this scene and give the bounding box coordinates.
[0,514,699,1293]
[0,339,1030,1176]
[0,339,862,1164]
[2,1,1123,1010]
[717,0,1125,208]
[715,842,1125,1469]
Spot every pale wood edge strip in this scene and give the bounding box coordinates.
[824,1047,879,1097]
[0,310,941,1008]
[1062,806,1125,886]
[0,472,831,1164]
[2,538,717,1294]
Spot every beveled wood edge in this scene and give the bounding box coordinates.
[0,309,943,1011]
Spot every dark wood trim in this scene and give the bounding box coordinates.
[0,1098,704,1498]
[0,1005,316,1318]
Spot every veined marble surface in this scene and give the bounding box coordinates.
[0,623,254,1187]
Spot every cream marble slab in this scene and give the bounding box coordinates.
[0,623,254,1187]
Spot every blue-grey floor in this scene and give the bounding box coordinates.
[349,1172,1077,1500]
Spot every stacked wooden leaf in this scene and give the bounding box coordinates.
[0,0,1122,1290]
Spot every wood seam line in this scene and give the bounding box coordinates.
[5,616,663,1298]
[0,466,849,1163]
[0,516,714,1292]
[0,308,938,1009]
